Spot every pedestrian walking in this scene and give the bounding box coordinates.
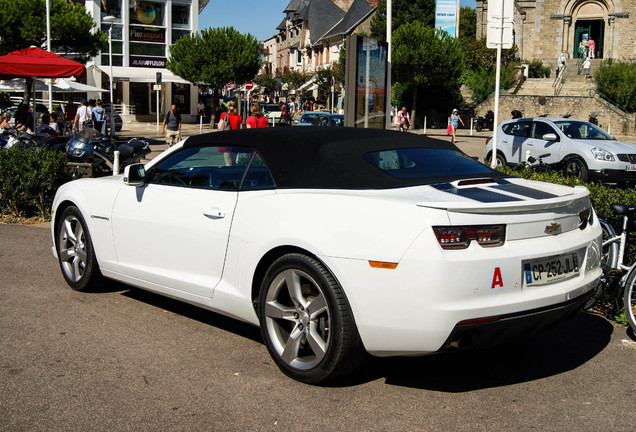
[246,102,269,129]
[161,104,182,147]
[449,108,464,143]
[396,106,410,132]
[583,57,591,81]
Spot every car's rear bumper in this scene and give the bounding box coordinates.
[439,289,593,351]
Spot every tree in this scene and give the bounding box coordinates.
[0,0,107,104]
[167,27,261,126]
[277,68,309,92]
[464,37,518,71]
[459,7,477,44]
[463,65,518,103]
[392,23,464,123]
[253,73,279,96]
[370,0,436,41]
[0,0,106,59]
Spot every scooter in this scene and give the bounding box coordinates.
[589,111,600,125]
[474,110,494,132]
[511,109,524,119]
[66,127,150,177]
[0,127,68,152]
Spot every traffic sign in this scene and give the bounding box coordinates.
[245,81,254,90]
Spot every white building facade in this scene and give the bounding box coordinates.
[82,0,202,121]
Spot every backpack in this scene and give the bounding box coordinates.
[92,107,105,122]
[219,112,232,131]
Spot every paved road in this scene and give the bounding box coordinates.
[1,224,635,431]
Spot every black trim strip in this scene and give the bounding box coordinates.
[432,184,522,202]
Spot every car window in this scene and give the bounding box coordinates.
[553,120,614,140]
[502,121,531,138]
[532,121,558,140]
[148,145,273,191]
[363,148,493,179]
[301,113,320,123]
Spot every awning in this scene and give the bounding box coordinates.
[297,76,317,91]
[96,66,190,84]
[0,78,64,92]
[56,78,107,93]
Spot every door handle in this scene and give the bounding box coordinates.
[203,207,225,219]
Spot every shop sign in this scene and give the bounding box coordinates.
[130,56,167,68]
[130,26,165,43]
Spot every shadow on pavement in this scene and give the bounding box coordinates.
[107,283,614,390]
[340,312,613,391]
[120,287,263,345]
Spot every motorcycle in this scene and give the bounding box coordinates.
[511,109,524,119]
[475,110,494,132]
[1,127,68,152]
[66,127,150,177]
[589,111,600,125]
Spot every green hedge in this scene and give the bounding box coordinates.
[498,167,636,263]
[0,147,72,219]
[594,59,636,112]
[527,60,551,78]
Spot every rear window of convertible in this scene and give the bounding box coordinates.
[363,148,493,179]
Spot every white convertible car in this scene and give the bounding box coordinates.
[51,128,602,383]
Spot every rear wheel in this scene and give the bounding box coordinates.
[475,123,483,132]
[584,220,618,310]
[56,206,103,291]
[624,270,636,334]
[486,152,506,168]
[258,253,364,384]
[564,158,589,182]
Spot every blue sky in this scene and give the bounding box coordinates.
[199,0,477,41]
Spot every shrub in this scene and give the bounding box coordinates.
[0,147,72,219]
[463,64,518,103]
[497,166,636,263]
[594,59,636,112]
[527,60,551,78]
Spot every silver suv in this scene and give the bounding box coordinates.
[485,118,636,183]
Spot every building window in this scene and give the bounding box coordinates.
[100,0,122,19]
[130,1,164,27]
[172,83,191,114]
[172,29,191,44]
[130,42,165,57]
[172,4,190,28]
[297,50,302,64]
[100,20,123,66]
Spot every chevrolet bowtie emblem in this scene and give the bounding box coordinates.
[545,223,562,235]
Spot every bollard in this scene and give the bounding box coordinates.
[525,150,530,164]
[199,115,203,133]
[470,118,474,135]
[113,150,120,175]
[423,116,427,134]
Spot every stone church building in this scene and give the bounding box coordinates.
[476,0,634,61]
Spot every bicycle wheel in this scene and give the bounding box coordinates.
[584,219,619,310]
[624,269,636,334]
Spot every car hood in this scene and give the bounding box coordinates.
[573,139,636,153]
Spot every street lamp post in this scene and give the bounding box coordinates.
[103,15,116,139]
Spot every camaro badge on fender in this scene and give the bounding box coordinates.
[545,223,562,235]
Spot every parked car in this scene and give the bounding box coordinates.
[101,105,124,132]
[51,128,601,384]
[485,118,636,183]
[261,103,283,125]
[297,111,333,126]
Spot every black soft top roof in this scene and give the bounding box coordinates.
[183,127,499,189]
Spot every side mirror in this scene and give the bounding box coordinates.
[123,163,147,187]
[542,133,558,141]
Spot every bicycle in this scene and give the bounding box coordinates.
[584,203,636,334]
[511,152,553,172]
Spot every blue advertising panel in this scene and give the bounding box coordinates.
[435,0,458,38]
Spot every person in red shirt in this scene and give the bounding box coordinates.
[218,101,242,166]
[246,102,269,128]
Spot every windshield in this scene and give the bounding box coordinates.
[553,120,614,140]
[363,148,493,180]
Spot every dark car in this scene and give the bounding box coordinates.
[101,105,124,132]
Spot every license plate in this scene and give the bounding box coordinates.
[626,165,636,171]
[523,253,579,286]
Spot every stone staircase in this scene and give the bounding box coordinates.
[514,59,602,97]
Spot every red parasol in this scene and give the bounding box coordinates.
[0,46,85,80]
[0,47,86,131]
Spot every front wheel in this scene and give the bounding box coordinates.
[624,270,636,334]
[564,158,589,182]
[258,253,365,384]
[56,206,104,291]
[475,122,483,132]
[486,152,506,168]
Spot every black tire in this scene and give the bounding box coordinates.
[584,219,618,310]
[486,152,506,168]
[564,158,589,182]
[55,206,104,291]
[258,253,365,384]
[624,269,636,335]
[475,123,483,132]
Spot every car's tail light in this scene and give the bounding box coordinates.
[485,136,492,145]
[433,225,506,249]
